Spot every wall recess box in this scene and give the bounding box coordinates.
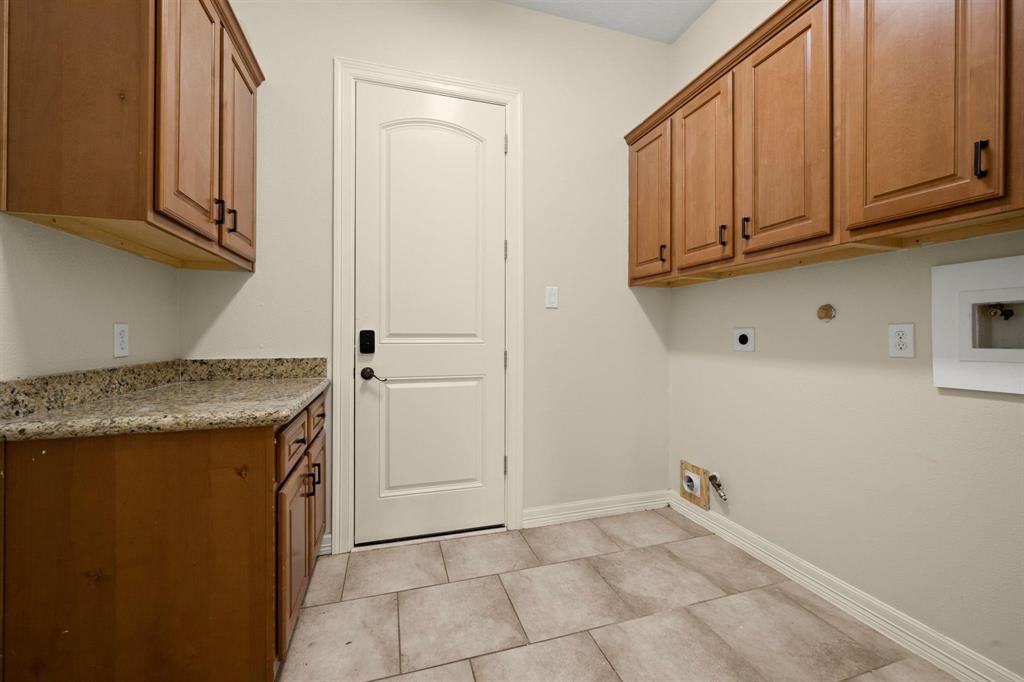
[679,460,710,510]
[932,255,1024,395]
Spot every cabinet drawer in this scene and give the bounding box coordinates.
[277,409,309,481]
[307,392,326,441]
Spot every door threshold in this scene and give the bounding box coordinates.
[353,524,506,551]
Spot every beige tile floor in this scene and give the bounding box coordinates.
[281,507,957,682]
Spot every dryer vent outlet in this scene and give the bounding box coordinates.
[678,460,710,510]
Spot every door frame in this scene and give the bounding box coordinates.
[331,58,524,553]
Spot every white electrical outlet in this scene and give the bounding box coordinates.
[682,470,702,497]
[114,323,130,358]
[888,323,914,358]
[734,327,755,352]
[544,286,559,309]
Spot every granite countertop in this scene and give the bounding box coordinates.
[0,377,330,441]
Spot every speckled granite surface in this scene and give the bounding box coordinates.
[0,357,326,420]
[0,377,329,441]
[179,357,327,382]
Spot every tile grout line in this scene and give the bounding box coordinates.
[586,629,624,682]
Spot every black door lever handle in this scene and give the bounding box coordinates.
[360,367,388,382]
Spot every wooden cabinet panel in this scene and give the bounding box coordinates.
[277,408,309,482]
[628,120,672,279]
[156,0,222,241]
[673,73,734,270]
[309,431,327,562]
[841,0,1005,231]
[220,28,258,260]
[3,429,277,681]
[307,392,327,442]
[277,453,312,658]
[736,1,830,253]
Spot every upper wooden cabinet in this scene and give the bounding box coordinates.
[0,0,264,271]
[734,1,830,254]
[220,26,259,261]
[625,0,1022,287]
[673,73,734,270]
[628,120,672,279]
[838,0,1005,232]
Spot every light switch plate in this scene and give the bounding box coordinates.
[114,323,129,358]
[545,286,559,309]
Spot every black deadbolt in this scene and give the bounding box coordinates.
[359,329,375,354]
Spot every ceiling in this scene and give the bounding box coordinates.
[501,0,714,44]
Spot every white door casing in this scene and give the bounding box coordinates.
[353,82,507,543]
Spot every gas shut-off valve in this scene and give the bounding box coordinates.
[708,472,727,501]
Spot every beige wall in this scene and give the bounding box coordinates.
[0,214,179,380]
[666,2,1024,673]
[179,0,673,508]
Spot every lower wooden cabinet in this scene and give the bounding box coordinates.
[1,388,330,680]
[278,452,313,656]
[310,431,328,561]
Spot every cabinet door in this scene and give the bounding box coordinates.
[841,0,1005,231]
[277,454,312,657]
[156,0,222,241]
[736,1,830,253]
[673,74,734,270]
[220,28,257,261]
[628,120,672,279]
[309,432,327,565]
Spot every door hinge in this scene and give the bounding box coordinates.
[504,455,508,476]
[504,239,508,261]
[504,350,508,369]
[504,133,508,155]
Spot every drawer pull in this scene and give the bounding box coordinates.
[718,224,727,246]
[313,462,321,486]
[316,412,326,419]
[293,437,306,445]
[973,139,989,179]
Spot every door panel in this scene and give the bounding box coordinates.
[842,0,1005,230]
[156,0,221,240]
[219,29,257,261]
[354,83,506,544]
[628,121,671,279]
[673,74,734,269]
[736,1,830,253]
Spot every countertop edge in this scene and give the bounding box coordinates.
[0,378,330,442]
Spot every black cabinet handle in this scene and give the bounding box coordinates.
[227,208,238,232]
[973,139,989,179]
[302,472,316,497]
[313,462,321,486]
[741,216,751,240]
[718,224,727,246]
[659,244,667,262]
[294,436,306,445]
[316,412,326,419]
[214,198,225,225]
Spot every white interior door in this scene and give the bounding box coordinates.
[354,82,506,544]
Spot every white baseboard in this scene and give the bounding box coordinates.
[521,490,666,528]
[665,491,1022,682]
